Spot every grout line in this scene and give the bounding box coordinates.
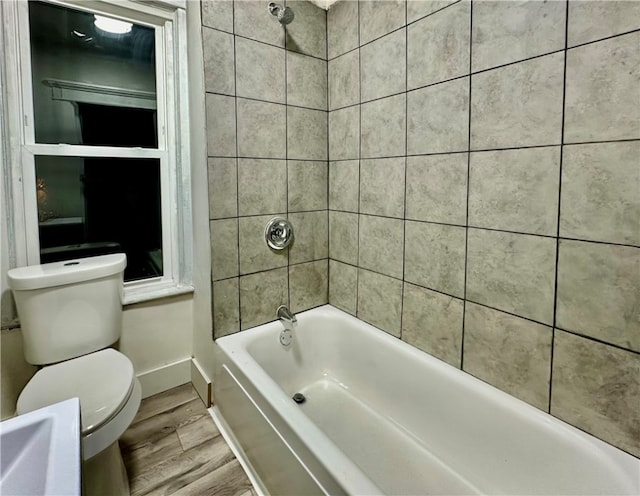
[232,0,242,335]
[354,0,362,320]
[549,0,571,414]
[325,7,331,307]
[399,0,409,341]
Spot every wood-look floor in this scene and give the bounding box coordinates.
[120,384,256,496]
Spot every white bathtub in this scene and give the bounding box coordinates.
[213,305,639,495]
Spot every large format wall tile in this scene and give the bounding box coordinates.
[288,161,328,212]
[237,99,286,158]
[285,0,327,59]
[329,211,358,265]
[203,27,235,95]
[239,268,288,330]
[467,229,556,324]
[235,37,286,103]
[560,141,640,246]
[471,0,565,72]
[287,107,328,160]
[287,51,327,111]
[556,240,640,352]
[202,0,233,33]
[329,160,359,212]
[359,0,406,45]
[407,78,469,154]
[471,53,564,150]
[361,29,406,102]
[468,147,560,236]
[402,283,463,367]
[408,1,470,89]
[208,158,237,219]
[234,0,285,47]
[361,94,406,158]
[206,93,236,157]
[329,106,360,160]
[237,159,287,216]
[288,211,328,264]
[358,215,404,279]
[404,221,466,297]
[551,331,640,457]
[213,277,240,338]
[407,0,458,24]
[328,50,360,110]
[238,215,288,274]
[329,260,357,315]
[360,157,405,218]
[327,0,358,59]
[357,269,403,337]
[210,219,239,281]
[290,260,329,312]
[567,0,640,48]
[463,303,552,410]
[406,153,467,226]
[564,32,640,143]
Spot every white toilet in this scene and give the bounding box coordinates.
[7,253,141,496]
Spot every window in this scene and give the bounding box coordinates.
[1,0,192,302]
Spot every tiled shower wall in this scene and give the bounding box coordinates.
[326,0,639,456]
[202,0,330,335]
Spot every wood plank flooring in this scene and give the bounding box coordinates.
[120,384,256,496]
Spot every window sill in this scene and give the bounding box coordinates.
[123,281,194,306]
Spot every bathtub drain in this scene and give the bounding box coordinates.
[292,393,306,404]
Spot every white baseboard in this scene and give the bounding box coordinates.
[190,358,212,406]
[137,358,191,398]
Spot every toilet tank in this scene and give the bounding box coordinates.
[7,254,127,365]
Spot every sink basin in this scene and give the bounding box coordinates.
[0,397,81,496]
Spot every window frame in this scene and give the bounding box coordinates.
[1,0,193,304]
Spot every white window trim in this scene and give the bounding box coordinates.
[1,0,193,305]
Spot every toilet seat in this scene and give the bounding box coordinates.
[17,348,142,459]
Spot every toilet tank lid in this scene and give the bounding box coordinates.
[7,254,127,291]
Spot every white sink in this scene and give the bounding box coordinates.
[0,397,81,496]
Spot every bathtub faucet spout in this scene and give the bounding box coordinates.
[277,305,297,331]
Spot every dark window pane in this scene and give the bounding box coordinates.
[36,156,163,282]
[29,1,157,147]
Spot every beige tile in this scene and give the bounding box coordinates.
[203,27,235,95]
[329,106,360,160]
[327,0,359,59]
[237,159,287,216]
[287,51,327,111]
[407,77,469,154]
[556,240,639,352]
[208,158,237,219]
[471,52,564,149]
[361,93,406,158]
[237,99,286,159]
[329,260,357,315]
[328,50,360,110]
[402,283,463,367]
[407,0,459,25]
[359,0,406,45]
[288,211,328,264]
[329,210,358,265]
[408,1,470,89]
[329,160,359,212]
[210,219,239,281]
[404,221,466,297]
[560,141,640,246]
[360,157,405,218]
[357,269,403,337]
[361,29,406,102]
[290,260,329,312]
[206,94,236,157]
[359,215,404,279]
[551,330,640,457]
[239,268,288,329]
[568,0,640,47]
[238,215,288,274]
[235,0,285,47]
[288,160,328,212]
[467,229,556,324]
[406,154,467,225]
[287,107,328,160]
[285,0,327,59]
[471,0,565,72]
[201,0,233,33]
[213,278,240,339]
[468,147,560,236]
[464,303,552,410]
[235,37,285,103]
[565,32,640,143]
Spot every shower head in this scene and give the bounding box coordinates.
[268,2,294,25]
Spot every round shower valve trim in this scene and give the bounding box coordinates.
[265,217,294,250]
